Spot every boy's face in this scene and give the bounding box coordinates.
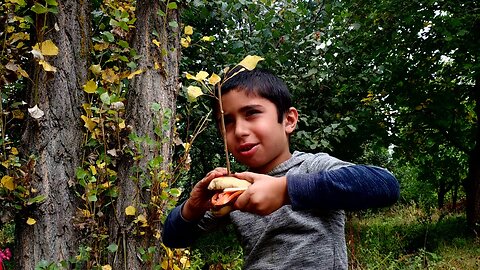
[221,89,298,173]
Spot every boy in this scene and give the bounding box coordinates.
[163,68,399,269]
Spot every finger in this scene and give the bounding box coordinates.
[233,191,249,211]
[233,172,257,183]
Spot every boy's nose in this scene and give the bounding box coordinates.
[234,119,249,137]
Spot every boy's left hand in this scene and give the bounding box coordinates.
[232,172,290,215]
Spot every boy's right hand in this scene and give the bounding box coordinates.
[181,167,228,221]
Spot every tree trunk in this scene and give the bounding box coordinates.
[465,72,480,230]
[15,0,91,267]
[109,0,180,268]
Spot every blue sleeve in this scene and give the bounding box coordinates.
[162,202,202,248]
[287,165,400,211]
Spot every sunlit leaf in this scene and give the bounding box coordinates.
[102,265,112,270]
[89,64,102,75]
[201,36,215,42]
[28,105,45,119]
[152,39,161,47]
[208,73,221,85]
[1,175,15,191]
[40,40,59,56]
[83,80,97,93]
[31,3,48,14]
[195,71,209,81]
[184,25,193,35]
[127,69,144,79]
[238,55,264,70]
[187,86,203,101]
[180,38,189,48]
[26,217,36,225]
[38,60,57,72]
[125,205,136,216]
[81,115,97,131]
[11,147,19,155]
[185,72,195,80]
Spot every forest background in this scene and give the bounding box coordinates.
[0,0,479,269]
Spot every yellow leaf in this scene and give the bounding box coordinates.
[208,73,221,85]
[94,42,109,51]
[11,147,19,155]
[185,72,195,80]
[184,25,193,35]
[82,103,92,116]
[81,115,97,131]
[152,39,161,47]
[127,69,144,79]
[26,217,36,225]
[187,86,203,101]
[17,66,29,78]
[89,64,102,75]
[31,44,43,59]
[38,60,57,72]
[125,205,136,216]
[1,175,15,191]
[90,165,97,175]
[12,109,25,119]
[136,214,148,227]
[40,39,59,56]
[83,80,97,94]
[102,68,119,83]
[102,265,112,270]
[201,36,215,42]
[180,38,189,48]
[118,119,126,129]
[195,71,209,81]
[238,55,265,70]
[154,62,160,70]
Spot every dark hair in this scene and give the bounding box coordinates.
[213,67,292,123]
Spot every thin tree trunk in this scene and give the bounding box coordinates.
[465,72,480,230]
[16,0,91,267]
[109,0,180,268]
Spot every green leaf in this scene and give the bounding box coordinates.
[88,195,98,202]
[167,2,177,9]
[107,243,118,253]
[168,20,179,28]
[102,31,115,42]
[26,195,47,205]
[31,3,48,14]
[45,0,58,6]
[100,92,111,105]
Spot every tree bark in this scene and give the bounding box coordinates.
[16,0,91,267]
[465,73,480,230]
[109,0,180,268]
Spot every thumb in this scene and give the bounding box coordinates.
[233,171,258,183]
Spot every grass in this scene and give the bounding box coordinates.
[347,204,480,269]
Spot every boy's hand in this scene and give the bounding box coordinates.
[182,167,228,221]
[233,172,290,216]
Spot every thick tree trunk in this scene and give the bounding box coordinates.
[16,0,91,267]
[465,73,480,230]
[109,0,180,268]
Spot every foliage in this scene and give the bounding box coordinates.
[347,206,479,269]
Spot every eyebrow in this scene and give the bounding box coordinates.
[223,104,264,116]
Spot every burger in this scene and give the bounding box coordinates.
[208,176,251,216]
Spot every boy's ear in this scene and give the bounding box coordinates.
[284,107,298,134]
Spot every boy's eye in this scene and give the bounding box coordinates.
[245,109,260,117]
[224,116,234,125]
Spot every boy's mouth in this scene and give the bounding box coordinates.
[238,143,258,155]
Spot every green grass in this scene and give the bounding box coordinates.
[347,204,480,269]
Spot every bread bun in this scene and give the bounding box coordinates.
[207,176,251,190]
